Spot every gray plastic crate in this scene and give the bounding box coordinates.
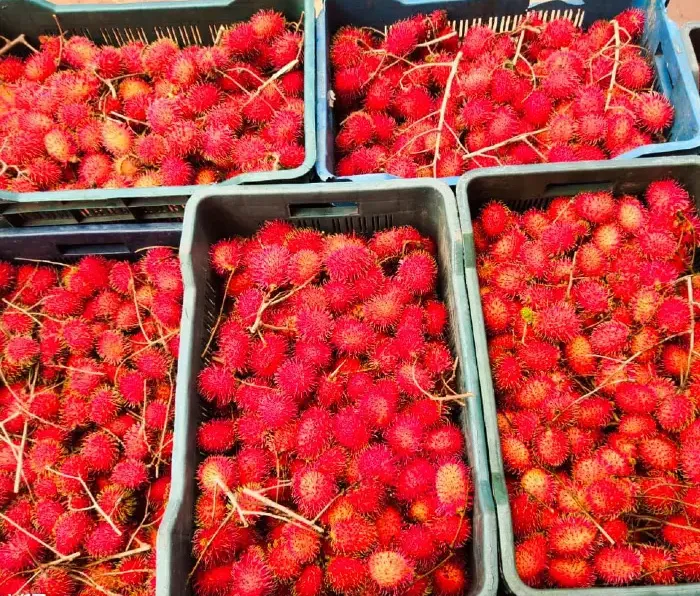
[157,180,498,596]
[316,0,700,185]
[683,22,700,89]
[0,0,316,223]
[456,156,700,595]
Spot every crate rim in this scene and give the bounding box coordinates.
[456,154,700,596]
[0,0,317,202]
[159,178,499,596]
[314,0,700,186]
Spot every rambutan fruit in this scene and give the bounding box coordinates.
[4,335,39,368]
[533,426,569,468]
[515,533,548,587]
[585,477,635,518]
[672,542,700,582]
[681,439,700,483]
[548,514,598,559]
[330,516,378,556]
[326,556,368,594]
[636,91,674,133]
[655,392,695,432]
[618,56,653,89]
[594,545,642,585]
[572,279,609,314]
[292,466,337,517]
[194,563,234,596]
[85,522,125,558]
[533,301,581,342]
[480,292,513,333]
[248,332,287,379]
[548,557,594,589]
[54,510,93,555]
[434,460,470,515]
[639,435,679,471]
[520,468,556,506]
[590,320,629,355]
[81,430,119,472]
[273,358,316,400]
[605,112,636,152]
[111,459,148,489]
[521,90,553,128]
[229,549,274,596]
[367,550,414,590]
[656,296,690,334]
[79,153,113,187]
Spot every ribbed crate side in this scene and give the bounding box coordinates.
[456,156,700,595]
[159,180,498,596]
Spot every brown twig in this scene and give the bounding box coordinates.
[432,51,463,177]
[605,20,621,111]
[0,34,38,57]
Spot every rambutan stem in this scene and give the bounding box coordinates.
[605,20,621,110]
[0,34,38,56]
[551,474,616,545]
[629,514,700,535]
[72,571,122,596]
[244,57,299,106]
[241,487,324,533]
[416,30,457,48]
[14,257,69,267]
[108,111,148,127]
[411,362,470,406]
[685,275,695,387]
[311,483,355,524]
[187,507,237,580]
[213,477,249,527]
[461,128,548,161]
[0,511,69,556]
[94,71,118,99]
[47,467,123,536]
[553,331,688,422]
[87,541,150,566]
[130,274,152,344]
[13,420,27,493]
[201,270,234,359]
[152,373,174,477]
[52,15,64,67]
[416,551,455,582]
[566,251,578,300]
[1,298,46,327]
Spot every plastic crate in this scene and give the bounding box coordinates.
[315,0,700,186]
[456,155,700,596]
[156,180,499,596]
[0,221,182,260]
[0,0,316,223]
[682,22,700,89]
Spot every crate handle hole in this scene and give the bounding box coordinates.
[543,181,614,197]
[289,203,359,218]
[58,243,130,257]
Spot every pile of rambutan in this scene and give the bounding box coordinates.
[0,247,182,595]
[0,9,305,193]
[474,178,700,587]
[192,221,473,596]
[330,8,674,177]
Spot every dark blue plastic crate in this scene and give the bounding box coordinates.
[0,0,316,222]
[316,0,700,185]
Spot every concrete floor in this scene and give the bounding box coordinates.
[669,0,700,24]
